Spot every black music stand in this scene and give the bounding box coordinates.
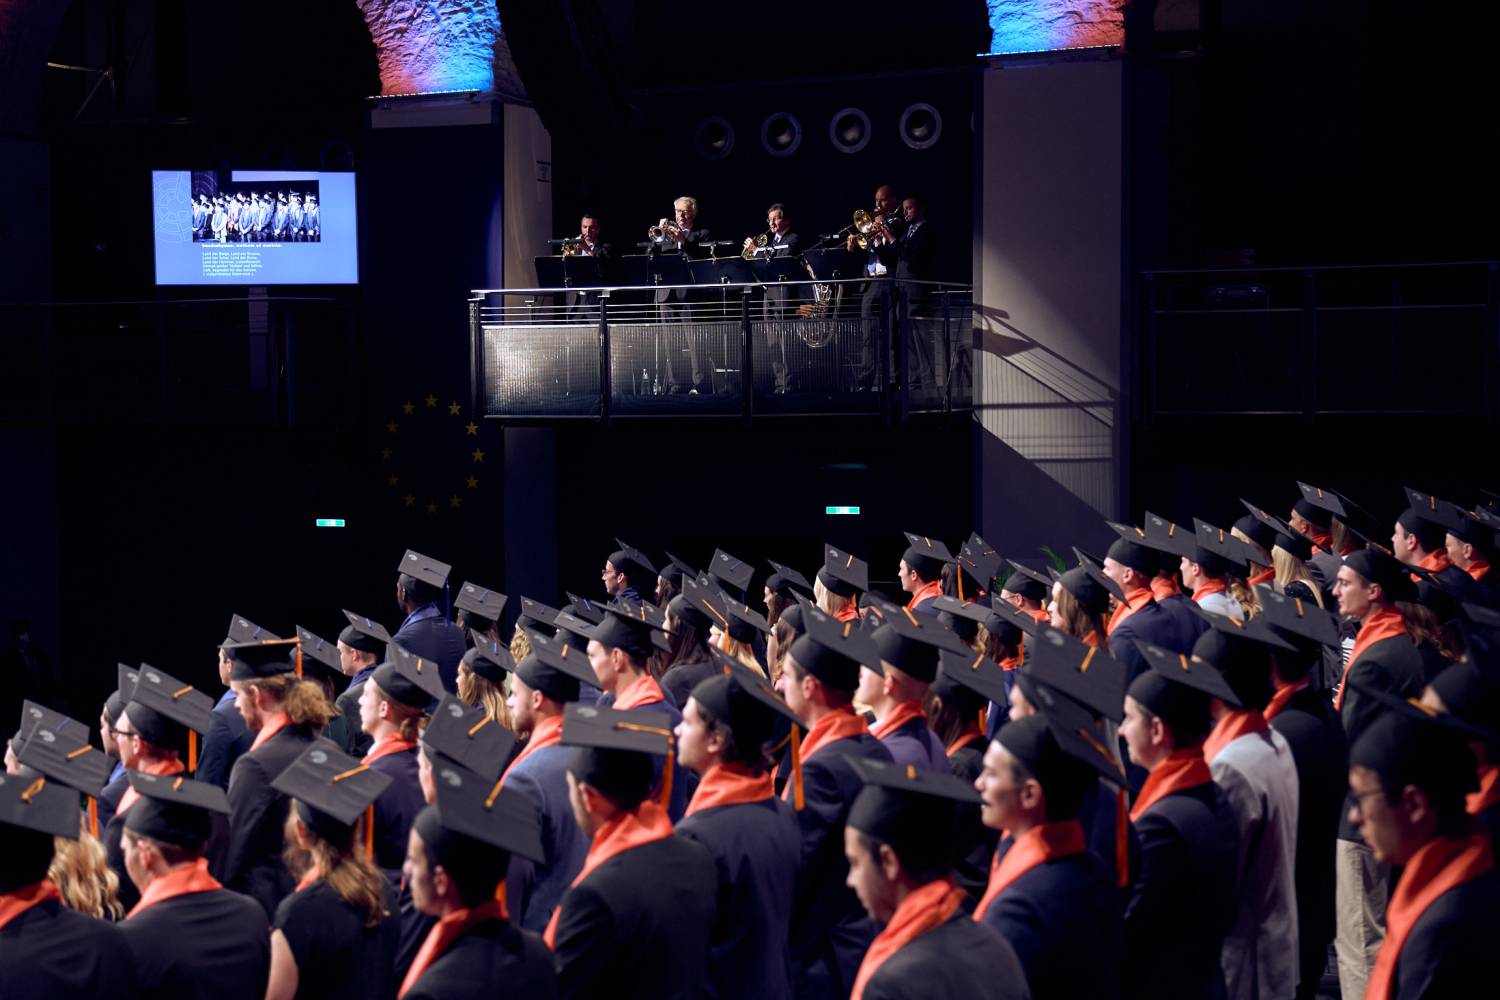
[534,255,566,289]
[751,256,807,284]
[802,248,860,281]
[562,254,604,288]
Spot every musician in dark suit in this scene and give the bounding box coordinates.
[652,196,712,393]
[850,185,906,390]
[566,214,610,320]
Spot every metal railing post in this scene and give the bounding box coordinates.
[741,285,754,424]
[598,293,611,425]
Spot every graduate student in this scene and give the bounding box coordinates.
[899,532,952,615]
[391,549,467,694]
[859,605,955,772]
[547,704,717,1000]
[266,740,401,1000]
[400,760,556,999]
[816,543,869,623]
[333,610,391,758]
[928,646,1007,899]
[674,663,802,1000]
[844,757,1028,1000]
[118,773,271,1000]
[359,645,444,878]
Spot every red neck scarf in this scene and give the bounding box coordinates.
[999,654,1019,673]
[501,714,563,784]
[1366,833,1494,1000]
[1468,764,1500,817]
[1247,567,1275,587]
[127,858,222,919]
[295,868,321,893]
[1130,748,1213,821]
[0,880,61,931]
[543,801,673,947]
[973,820,1085,921]
[1335,608,1408,710]
[906,579,943,609]
[783,707,868,802]
[1203,708,1270,763]
[870,700,929,742]
[364,732,419,765]
[250,711,291,751]
[1081,629,1102,648]
[835,605,860,623]
[614,673,666,711]
[1107,585,1153,634]
[685,762,774,816]
[1026,607,1051,624]
[117,757,187,815]
[851,879,966,1000]
[1418,550,1452,575]
[945,726,983,758]
[1305,525,1334,552]
[1191,578,1227,603]
[1263,678,1310,722]
[1467,558,1491,582]
[399,899,506,998]
[1150,576,1183,601]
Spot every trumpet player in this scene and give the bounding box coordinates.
[742,203,800,260]
[851,184,906,390]
[567,213,609,320]
[651,196,709,251]
[754,204,803,393]
[577,214,606,257]
[654,196,711,393]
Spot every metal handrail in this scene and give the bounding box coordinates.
[469,278,973,297]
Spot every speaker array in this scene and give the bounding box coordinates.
[693,103,942,160]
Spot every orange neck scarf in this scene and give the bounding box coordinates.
[1191,578,1227,603]
[1335,608,1408,710]
[999,654,1019,673]
[364,732,419,765]
[907,580,943,609]
[685,762,774,817]
[250,711,291,752]
[1468,764,1500,817]
[1203,708,1270,763]
[1263,678,1310,722]
[614,673,666,711]
[1107,585,1153,634]
[1081,629,1102,648]
[1418,550,1452,575]
[1247,567,1275,587]
[973,820,1085,921]
[851,879,966,1000]
[399,899,506,998]
[1150,576,1183,601]
[870,700,929,742]
[1366,833,1494,1000]
[835,605,860,623]
[1130,748,1212,821]
[1467,557,1491,582]
[0,880,61,932]
[783,707,868,802]
[295,868,321,893]
[1305,525,1333,552]
[945,725,983,758]
[501,714,563,784]
[1026,607,1051,624]
[128,858,222,919]
[117,757,187,815]
[544,801,673,947]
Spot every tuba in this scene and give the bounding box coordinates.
[741,231,771,260]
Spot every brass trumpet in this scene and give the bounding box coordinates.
[741,230,771,260]
[560,237,585,256]
[647,221,685,242]
[849,208,893,251]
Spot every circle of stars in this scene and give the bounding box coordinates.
[382,392,485,516]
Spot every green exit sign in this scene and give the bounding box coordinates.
[314,518,346,528]
[825,505,861,515]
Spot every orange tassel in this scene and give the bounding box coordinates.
[1115,787,1130,888]
[87,796,99,838]
[790,725,804,811]
[188,731,198,773]
[658,748,675,809]
[296,648,303,680]
[363,803,375,860]
[978,706,989,736]
[957,572,965,602]
[493,878,509,913]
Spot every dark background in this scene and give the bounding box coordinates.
[2,0,1497,722]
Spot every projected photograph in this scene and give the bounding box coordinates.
[190,171,321,243]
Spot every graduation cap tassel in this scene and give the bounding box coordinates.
[658,747,675,810]
[493,878,509,911]
[978,706,988,736]
[87,796,99,838]
[188,731,198,773]
[956,571,964,603]
[295,647,303,680]
[790,726,804,812]
[1114,788,1130,889]
[363,804,375,860]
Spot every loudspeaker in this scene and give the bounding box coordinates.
[828,107,871,153]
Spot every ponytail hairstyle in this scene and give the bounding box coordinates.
[1227,574,1260,619]
[247,674,336,729]
[457,666,514,733]
[368,682,424,742]
[50,829,123,920]
[283,811,389,928]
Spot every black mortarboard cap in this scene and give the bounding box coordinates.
[1343,548,1418,603]
[1019,626,1128,721]
[847,755,980,850]
[1231,513,1276,561]
[817,544,869,596]
[455,582,507,624]
[16,702,87,751]
[778,601,807,635]
[1255,585,1341,649]
[552,609,600,648]
[1296,482,1346,521]
[127,664,214,741]
[0,773,80,839]
[1131,640,1242,707]
[933,646,1009,715]
[516,597,561,635]
[419,762,545,863]
[1241,501,1313,561]
[398,549,452,590]
[1428,661,1500,743]
[995,712,1101,804]
[902,532,954,580]
[955,532,1003,595]
[590,599,670,659]
[609,538,656,582]
[562,592,606,626]
[662,551,699,584]
[561,703,674,755]
[1068,559,1124,609]
[722,598,771,643]
[1003,560,1051,601]
[372,644,447,708]
[420,695,517,782]
[1190,518,1250,575]
[1347,677,1487,800]
[1104,531,1157,576]
[16,719,111,796]
[514,627,599,702]
[870,605,967,682]
[465,629,512,683]
[123,772,229,848]
[295,626,342,673]
[691,662,800,749]
[272,738,392,837]
[225,614,282,646]
[929,595,983,642]
[766,559,815,599]
[224,638,299,681]
[339,610,391,655]
[708,549,754,599]
[787,604,877,692]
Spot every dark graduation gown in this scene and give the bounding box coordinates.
[0,896,139,1000]
[788,733,895,1000]
[552,834,717,1000]
[198,690,254,790]
[1389,866,1500,999]
[273,880,400,1000]
[1268,685,1348,1000]
[1155,591,1211,647]
[594,691,695,821]
[403,917,557,1000]
[675,795,801,1000]
[1077,779,1138,894]
[947,738,999,902]
[660,658,716,710]
[1108,600,1190,685]
[367,746,425,876]
[392,603,467,694]
[862,912,1030,1000]
[225,723,319,918]
[97,763,130,833]
[504,743,590,932]
[1122,781,1240,1000]
[333,665,375,758]
[875,714,949,773]
[119,886,270,1000]
[979,840,1122,999]
[1337,633,1424,841]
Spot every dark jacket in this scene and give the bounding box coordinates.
[875,714,949,773]
[198,690,254,790]
[0,897,139,1000]
[392,603,466,695]
[402,917,557,1000]
[224,723,319,918]
[1337,632,1424,840]
[863,911,1030,1000]
[119,887,270,1000]
[500,742,590,933]
[1390,866,1500,999]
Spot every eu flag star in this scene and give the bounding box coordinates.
[424,394,438,408]
[464,421,479,436]
[425,500,439,514]
[465,475,479,489]
[387,474,398,487]
[403,493,415,507]
[471,448,485,463]
[386,420,399,434]
[448,401,462,416]
[449,495,462,509]
[401,401,415,415]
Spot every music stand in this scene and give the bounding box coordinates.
[752,255,807,284]
[803,248,860,282]
[562,254,604,289]
[535,256,566,289]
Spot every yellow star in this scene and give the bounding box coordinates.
[471,447,485,463]
[464,421,479,436]
[465,475,479,490]
[380,447,392,460]
[387,474,398,487]
[448,401,462,416]
[403,493,415,507]
[401,401,415,415]
[424,394,438,408]
[425,500,439,514]
[386,420,399,434]
[449,495,462,509]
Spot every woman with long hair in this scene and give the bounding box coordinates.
[457,643,514,735]
[1049,567,1113,647]
[766,602,806,685]
[660,583,719,707]
[49,828,123,921]
[710,600,770,677]
[1243,504,1326,607]
[764,559,813,629]
[266,743,400,1000]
